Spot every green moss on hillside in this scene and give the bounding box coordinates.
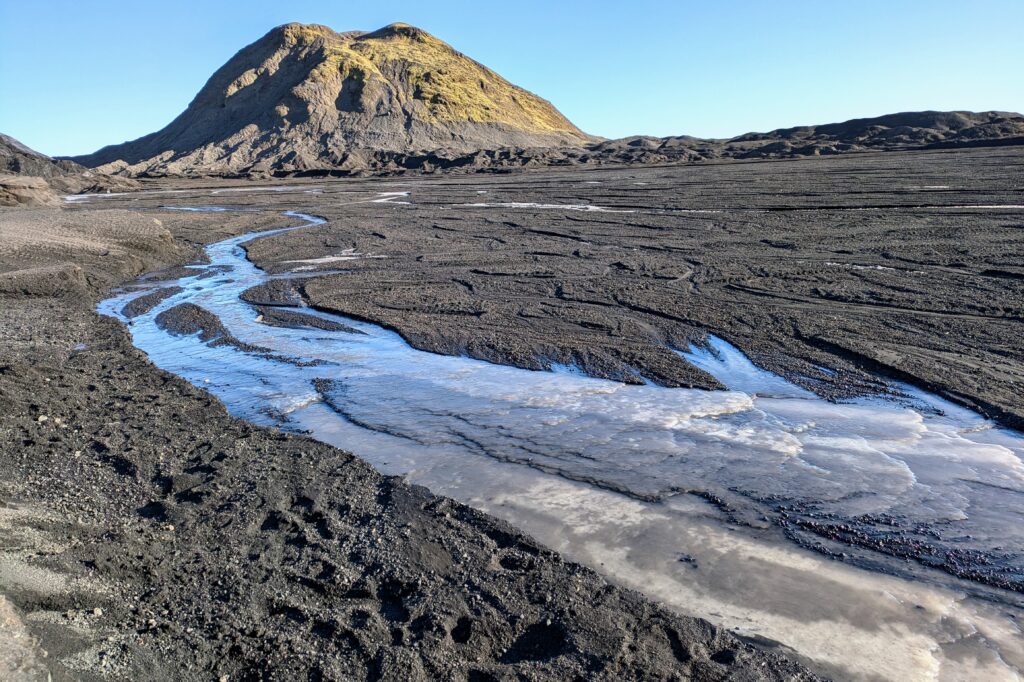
[267,22,583,136]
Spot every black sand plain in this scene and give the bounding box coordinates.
[2,146,1023,679]
[242,148,1024,595]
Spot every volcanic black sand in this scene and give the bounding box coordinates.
[0,197,819,676]
[238,147,1024,597]
[239,148,1024,429]
[1,146,1022,679]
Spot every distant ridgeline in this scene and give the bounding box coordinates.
[67,22,1024,177]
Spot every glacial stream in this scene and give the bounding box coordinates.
[99,207,1024,681]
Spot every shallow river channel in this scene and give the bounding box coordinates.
[99,207,1024,681]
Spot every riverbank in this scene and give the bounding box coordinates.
[0,207,815,679]
[3,146,1022,679]
[104,205,1024,681]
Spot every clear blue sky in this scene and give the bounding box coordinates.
[2,0,1022,156]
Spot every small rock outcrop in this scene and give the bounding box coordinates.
[0,175,61,207]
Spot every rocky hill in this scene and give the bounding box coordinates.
[1,133,138,207]
[1,133,85,178]
[73,23,592,176]
[1,135,77,206]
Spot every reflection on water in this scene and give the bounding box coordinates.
[99,208,1024,681]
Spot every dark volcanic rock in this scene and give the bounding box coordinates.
[73,99,1024,177]
[121,286,183,318]
[726,110,1024,157]
[425,111,1024,172]
[240,147,1024,434]
[67,20,1023,179]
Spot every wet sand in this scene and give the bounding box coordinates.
[0,198,813,677]
[124,146,1024,593]
[247,148,1024,431]
[55,149,1024,431]
[102,202,1024,679]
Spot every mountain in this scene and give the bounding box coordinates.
[73,23,593,176]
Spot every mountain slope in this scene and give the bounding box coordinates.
[73,23,592,176]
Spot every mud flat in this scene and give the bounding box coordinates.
[0,197,813,677]
[140,147,1024,586]
[102,192,1024,680]
[2,146,1022,680]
